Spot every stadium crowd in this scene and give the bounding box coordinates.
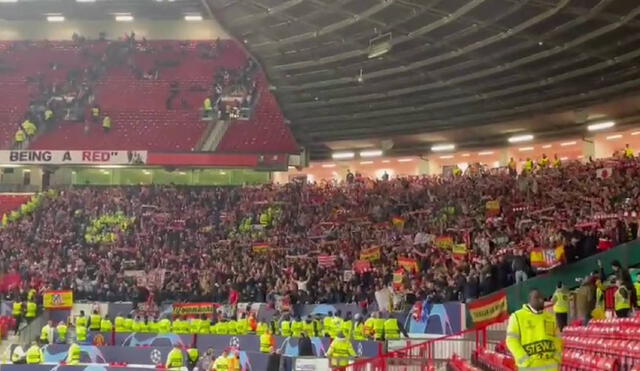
[1,155,639,308]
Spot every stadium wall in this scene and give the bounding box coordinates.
[0,20,228,40]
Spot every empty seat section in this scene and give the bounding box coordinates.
[217,74,298,153]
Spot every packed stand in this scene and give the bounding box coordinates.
[0,156,639,307]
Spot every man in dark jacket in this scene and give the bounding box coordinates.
[298,332,315,356]
[266,347,281,371]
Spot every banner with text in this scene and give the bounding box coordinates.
[467,291,508,327]
[172,302,218,317]
[0,150,147,165]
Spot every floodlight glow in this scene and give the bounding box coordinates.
[587,121,615,131]
[508,134,534,143]
[47,15,65,22]
[331,152,355,160]
[115,15,134,22]
[431,143,455,152]
[359,149,383,158]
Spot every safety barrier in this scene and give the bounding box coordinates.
[18,313,48,346]
[343,327,490,371]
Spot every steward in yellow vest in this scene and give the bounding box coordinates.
[159,318,172,334]
[291,317,304,338]
[123,315,134,332]
[364,316,375,339]
[114,315,126,332]
[506,290,562,371]
[615,281,631,318]
[11,300,22,322]
[323,313,333,337]
[227,319,238,335]
[372,313,385,341]
[56,321,68,343]
[165,345,184,369]
[256,321,268,336]
[66,342,81,365]
[26,301,37,320]
[26,342,44,364]
[303,317,317,337]
[100,316,113,332]
[552,282,569,331]
[90,311,102,330]
[76,324,87,343]
[353,317,366,341]
[384,317,401,340]
[213,350,231,371]
[237,314,249,335]
[326,334,356,367]
[76,311,88,329]
[41,321,53,344]
[102,116,112,131]
[280,317,292,337]
[260,330,274,353]
[635,277,640,307]
[187,347,199,371]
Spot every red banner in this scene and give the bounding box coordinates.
[353,260,372,274]
[0,273,22,292]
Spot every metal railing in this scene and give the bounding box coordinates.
[18,313,48,346]
[342,327,490,371]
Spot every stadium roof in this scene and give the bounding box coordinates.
[209,0,640,159]
[0,0,209,21]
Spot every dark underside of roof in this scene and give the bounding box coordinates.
[211,0,640,159]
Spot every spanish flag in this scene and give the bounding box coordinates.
[391,216,406,229]
[252,243,270,253]
[397,257,419,272]
[360,246,381,261]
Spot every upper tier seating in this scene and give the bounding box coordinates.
[0,39,296,152]
[216,74,298,154]
[0,194,31,218]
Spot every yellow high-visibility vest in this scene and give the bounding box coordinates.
[615,286,631,311]
[506,304,562,370]
[552,289,569,314]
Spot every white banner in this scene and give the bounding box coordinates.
[0,150,147,165]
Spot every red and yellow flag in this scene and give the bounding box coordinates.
[397,257,419,272]
[468,291,508,327]
[252,243,270,253]
[452,243,467,259]
[392,268,404,291]
[435,235,454,249]
[391,216,406,229]
[360,246,381,261]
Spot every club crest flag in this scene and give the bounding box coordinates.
[360,246,381,261]
[530,245,565,270]
[43,290,73,310]
[468,291,508,327]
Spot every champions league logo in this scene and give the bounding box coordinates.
[150,349,162,364]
